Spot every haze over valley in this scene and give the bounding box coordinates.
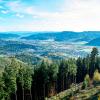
[0,31,100,64]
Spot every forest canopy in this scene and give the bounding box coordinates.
[0,47,100,100]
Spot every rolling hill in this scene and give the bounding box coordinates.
[21,31,100,42]
[0,33,20,39]
[86,38,100,46]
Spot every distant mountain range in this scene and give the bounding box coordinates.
[87,38,100,46]
[21,31,100,42]
[0,31,100,46]
[0,39,37,54]
[0,33,20,39]
[0,31,100,63]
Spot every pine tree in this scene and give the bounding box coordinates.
[89,47,99,78]
[33,60,49,99]
[23,66,33,100]
[47,63,58,97]
[3,63,17,100]
[0,74,6,100]
[17,64,25,100]
[57,60,68,91]
[67,59,77,95]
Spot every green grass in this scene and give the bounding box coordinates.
[46,83,100,100]
[46,84,82,100]
[73,87,100,100]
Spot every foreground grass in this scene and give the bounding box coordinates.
[71,86,100,100]
[46,84,100,100]
[46,84,82,100]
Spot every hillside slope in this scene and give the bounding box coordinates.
[21,31,100,42]
[86,38,100,46]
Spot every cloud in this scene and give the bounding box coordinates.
[5,1,39,17]
[1,10,9,14]
[16,13,24,18]
[0,5,3,9]
[1,0,100,31]
[6,1,23,12]
[26,7,34,14]
[32,0,100,31]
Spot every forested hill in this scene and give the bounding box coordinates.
[1,31,100,42]
[0,47,100,100]
[21,31,100,42]
[0,33,20,39]
[87,37,100,46]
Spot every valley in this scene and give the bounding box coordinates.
[0,31,100,100]
[0,31,100,64]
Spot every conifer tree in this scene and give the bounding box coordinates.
[3,63,17,100]
[89,47,98,78]
[0,74,6,100]
[23,66,33,100]
[47,63,58,96]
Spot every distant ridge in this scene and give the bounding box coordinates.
[0,33,20,39]
[86,37,100,46]
[21,31,100,42]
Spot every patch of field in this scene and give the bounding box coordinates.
[72,86,100,100]
[46,84,82,100]
[46,84,100,100]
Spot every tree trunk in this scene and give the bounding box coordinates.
[65,73,68,89]
[68,74,70,88]
[43,84,45,100]
[73,75,74,83]
[30,89,32,100]
[48,82,56,97]
[72,75,74,96]
[62,75,64,91]
[21,72,24,100]
[75,76,77,92]
[15,91,17,100]
[22,87,24,100]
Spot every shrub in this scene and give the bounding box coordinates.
[82,74,90,89]
[93,69,100,81]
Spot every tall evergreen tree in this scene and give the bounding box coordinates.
[57,60,68,91]
[33,60,49,100]
[47,63,58,97]
[0,74,6,100]
[23,66,33,100]
[3,63,17,100]
[17,64,25,100]
[89,47,98,78]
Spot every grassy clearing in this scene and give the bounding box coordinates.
[46,84,100,100]
[72,86,100,100]
[46,84,82,100]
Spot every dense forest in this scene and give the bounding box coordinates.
[0,47,100,100]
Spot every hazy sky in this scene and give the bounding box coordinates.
[0,0,100,32]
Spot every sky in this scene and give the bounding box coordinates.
[0,0,100,32]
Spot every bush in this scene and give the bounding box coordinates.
[93,69,100,85]
[82,74,90,89]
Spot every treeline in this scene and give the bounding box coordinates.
[0,47,100,100]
